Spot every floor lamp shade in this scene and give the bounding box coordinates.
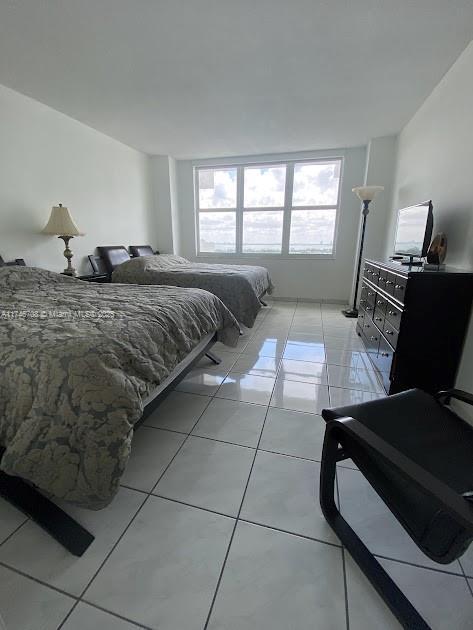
[41,204,84,276]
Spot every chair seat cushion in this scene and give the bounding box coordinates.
[323,389,473,563]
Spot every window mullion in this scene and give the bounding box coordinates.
[281,163,294,255]
[236,166,244,254]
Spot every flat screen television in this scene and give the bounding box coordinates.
[393,200,433,262]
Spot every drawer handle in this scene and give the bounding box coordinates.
[377,300,384,305]
[388,310,397,316]
[381,352,389,357]
[395,284,404,290]
[368,292,374,296]
[379,277,386,283]
[370,336,378,341]
[360,299,366,304]
[385,330,394,335]
[375,317,383,322]
[386,280,394,285]
[366,306,373,311]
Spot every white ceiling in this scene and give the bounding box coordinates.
[0,1,472,159]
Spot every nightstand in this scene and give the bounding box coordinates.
[77,273,110,283]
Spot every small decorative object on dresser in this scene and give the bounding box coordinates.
[425,232,447,269]
[357,258,473,394]
[41,203,84,276]
[342,185,384,318]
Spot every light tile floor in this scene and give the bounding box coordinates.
[0,300,472,629]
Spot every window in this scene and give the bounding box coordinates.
[195,158,342,256]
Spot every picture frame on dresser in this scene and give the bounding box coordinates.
[357,259,473,395]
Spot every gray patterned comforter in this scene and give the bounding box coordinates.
[112,255,274,328]
[0,267,239,508]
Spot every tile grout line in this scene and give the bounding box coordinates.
[7,303,463,627]
[202,301,299,629]
[0,517,29,550]
[57,391,217,629]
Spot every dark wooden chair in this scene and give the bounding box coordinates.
[320,388,473,630]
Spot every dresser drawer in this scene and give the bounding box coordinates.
[393,275,407,304]
[357,308,367,328]
[384,272,396,296]
[385,303,402,329]
[365,329,381,355]
[374,294,388,317]
[377,268,388,289]
[382,320,398,347]
[372,336,395,392]
[364,262,379,282]
[373,311,385,332]
[361,316,376,339]
[366,287,377,306]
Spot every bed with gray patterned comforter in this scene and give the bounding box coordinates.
[0,266,239,509]
[112,255,274,328]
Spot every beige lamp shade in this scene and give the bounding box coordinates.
[352,186,384,202]
[41,204,83,236]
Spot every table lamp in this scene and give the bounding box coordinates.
[42,204,83,276]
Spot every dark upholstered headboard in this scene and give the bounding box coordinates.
[96,246,131,273]
[129,245,155,257]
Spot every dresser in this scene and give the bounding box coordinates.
[356,259,473,394]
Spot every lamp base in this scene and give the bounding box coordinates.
[341,308,359,319]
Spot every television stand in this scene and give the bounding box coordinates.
[390,254,423,266]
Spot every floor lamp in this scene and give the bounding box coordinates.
[342,185,384,318]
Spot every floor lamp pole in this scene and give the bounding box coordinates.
[342,199,370,318]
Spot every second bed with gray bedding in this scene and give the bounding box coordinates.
[112,254,274,327]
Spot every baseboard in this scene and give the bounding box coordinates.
[268,296,348,305]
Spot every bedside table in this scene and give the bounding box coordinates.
[77,273,110,283]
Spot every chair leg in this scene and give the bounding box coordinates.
[319,427,431,630]
[205,351,222,365]
[0,471,94,557]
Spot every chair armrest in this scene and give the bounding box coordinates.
[435,389,473,406]
[326,416,473,532]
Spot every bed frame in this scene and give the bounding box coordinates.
[0,256,222,556]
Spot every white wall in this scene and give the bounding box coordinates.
[0,84,155,274]
[149,155,175,254]
[349,135,398,306]
[175,147,367,302]
[386,41,473,410]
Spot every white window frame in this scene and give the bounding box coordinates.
[194,157,343,259]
